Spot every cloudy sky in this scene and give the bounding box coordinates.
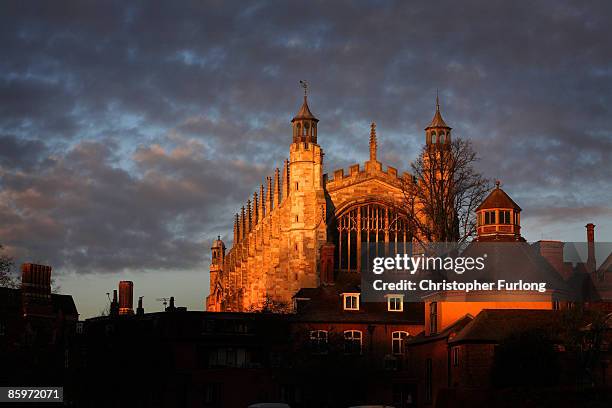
[1,1,611,317]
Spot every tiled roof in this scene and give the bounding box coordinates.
[448,309,562,344]
[460,241,569,289]
[0,287,78,316]
[425,96,451,130]
[407,314,474,345]
[292,284,424,324]
[291,96,318,122]
[476,185,521,211]
[52,294,78,316]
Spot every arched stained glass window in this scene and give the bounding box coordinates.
[335,203,411,272]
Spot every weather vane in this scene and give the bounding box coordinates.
[299,80,308,96]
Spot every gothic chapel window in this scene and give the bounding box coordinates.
[336,203,410,272]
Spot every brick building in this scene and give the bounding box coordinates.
[76,297,424,407]
[0,263,78,386]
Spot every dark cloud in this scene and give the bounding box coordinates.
[1,0,611,276]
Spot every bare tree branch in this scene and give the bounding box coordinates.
[0,244,19,289]
[402,138,490,246]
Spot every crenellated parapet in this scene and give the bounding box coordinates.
[324,123,411,194]
[324,162,411,192]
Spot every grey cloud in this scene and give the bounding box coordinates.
[1,0,611,275]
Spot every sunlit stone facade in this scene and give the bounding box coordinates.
[206,92,437,312]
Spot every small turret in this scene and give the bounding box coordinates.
[211,236,226,266]
[476,181,524,241]
[425,92,452,146]
[291,80,319,144]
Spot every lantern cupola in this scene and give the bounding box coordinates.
[475,181,524,241]
[425,93,452,146]
[292,80,319,144]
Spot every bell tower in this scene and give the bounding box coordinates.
[287,81,327,290]
[425,93,452,146]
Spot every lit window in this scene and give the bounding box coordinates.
[392,331,409,355]
[499,210,511,224]
[309,330,328,354]
[343,293,360,310]
[387,295,404,312]
[344,330,362,354]
[452,346,460,367]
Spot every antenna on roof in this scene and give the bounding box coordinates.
[156,297,170,309]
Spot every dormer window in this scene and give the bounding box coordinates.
[343,293,360,311]
[386,294,404,312]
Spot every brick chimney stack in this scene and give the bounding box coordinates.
[21,263,52,297]
[586,223,596,274]
[21,263,53,318]
[110,289,119,316]
[166,296,176,312]
[118,281,134,315]
[136,296,144,316]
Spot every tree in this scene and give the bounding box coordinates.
[403,138,490,244]
[245,295,291,313]
[0,244,18,288]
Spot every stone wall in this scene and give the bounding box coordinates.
[207,141,327,311]
[207,145,414,312]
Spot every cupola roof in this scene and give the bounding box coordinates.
[476,181,521,211]
[292,80,318,122]
[292,95,318,122]
[425,94,451,130]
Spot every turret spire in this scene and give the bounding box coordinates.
[292,81,319,144]
[425,91,451,145]
[369,122,377,162]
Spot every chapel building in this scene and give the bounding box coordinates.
[206,90,451,312]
